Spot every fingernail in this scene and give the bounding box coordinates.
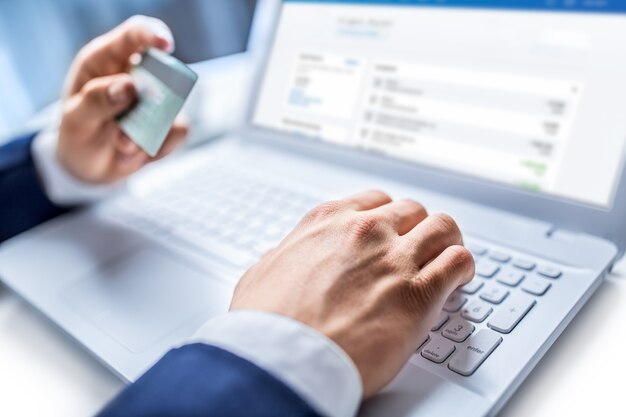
[109,81,131,105]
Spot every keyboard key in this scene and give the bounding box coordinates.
[442,318,474,342]
[175,230,256,267]
[475,259,500,278]
[431,311,450,331]
[489,251,511,263]
[461,300,493,323]
[448,329,503,376]
[217,226,240,241]
[537,265,562,279]
[512,258,536,271]
[480,284,509,304]
[418,335,430,350]
[233,234,255,248]
[421,337,456,363]
[468,244,487,256]
[263,224,287,238]
[496,268,526,287]
[443,292,467,312]
[488,294,536,334]
[460,279,483,295]
[521,275,551,296]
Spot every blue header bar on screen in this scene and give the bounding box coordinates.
[283,0,626,14]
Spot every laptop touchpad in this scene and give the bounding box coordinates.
[61,247,233,353]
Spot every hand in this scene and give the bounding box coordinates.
[58,16,188,184]
[231,190,474,397]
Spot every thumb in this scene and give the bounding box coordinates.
[74,74,136,124]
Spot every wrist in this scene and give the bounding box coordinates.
[31,128,125,205]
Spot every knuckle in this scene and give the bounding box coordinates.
[402,199,427,215]
[400,198,421,207]
[345,213,386,242]
[303,200,342,223]
[81,79,102,101]
[405,276,441,315]
[431,213,460,236]
[120,29,137,47]
[448,245,475,273]
[418,269,445,297]
[369,189,392,201]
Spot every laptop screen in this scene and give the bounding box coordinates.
[253,0,626,207]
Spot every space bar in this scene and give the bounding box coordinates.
[174,230,256,267]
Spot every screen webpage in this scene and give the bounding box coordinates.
[253,0,626,207]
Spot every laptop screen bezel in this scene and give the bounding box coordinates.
[239,0,626,256]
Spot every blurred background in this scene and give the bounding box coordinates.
[0,0,259,141]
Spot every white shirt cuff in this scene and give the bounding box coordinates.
[30,128,125,206]
[191,310,363,417]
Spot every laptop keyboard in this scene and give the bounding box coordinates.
[417,242,562,377]
[109,165,563,378]
[109,165,323,270]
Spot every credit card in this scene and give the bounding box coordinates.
[118,48,198,157]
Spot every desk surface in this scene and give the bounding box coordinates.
[1,257,624,416]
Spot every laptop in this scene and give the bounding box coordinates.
[2,1,626,416]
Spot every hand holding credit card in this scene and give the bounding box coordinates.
[118,48,198,157]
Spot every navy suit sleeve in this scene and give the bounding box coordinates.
[0,134,69,243]
[98,344,322,417]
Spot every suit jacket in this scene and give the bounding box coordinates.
[98,344,321,417]
[0,135,321,417]
[0,133,68,243]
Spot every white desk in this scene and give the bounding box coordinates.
[1,257,624,417]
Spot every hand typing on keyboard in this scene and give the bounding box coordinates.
[230,190,475,397]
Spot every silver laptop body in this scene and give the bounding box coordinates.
[1,1,626,416]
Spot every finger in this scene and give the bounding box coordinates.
[115,134,142,156]
[340,190,392,211]
[417,245,475,299]
[112,149,150,181]
[406,213,463,267]
[109,121,187,182]
[150,122,189,161]
[68,16,174,94]
[369,199,428,235]
[70,74,136,129]
[106,15,174,62]
[124,15,175,53]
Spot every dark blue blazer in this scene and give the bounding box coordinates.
[0,135,321,417]
[98,344,321,417]
[0,133,69,243]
